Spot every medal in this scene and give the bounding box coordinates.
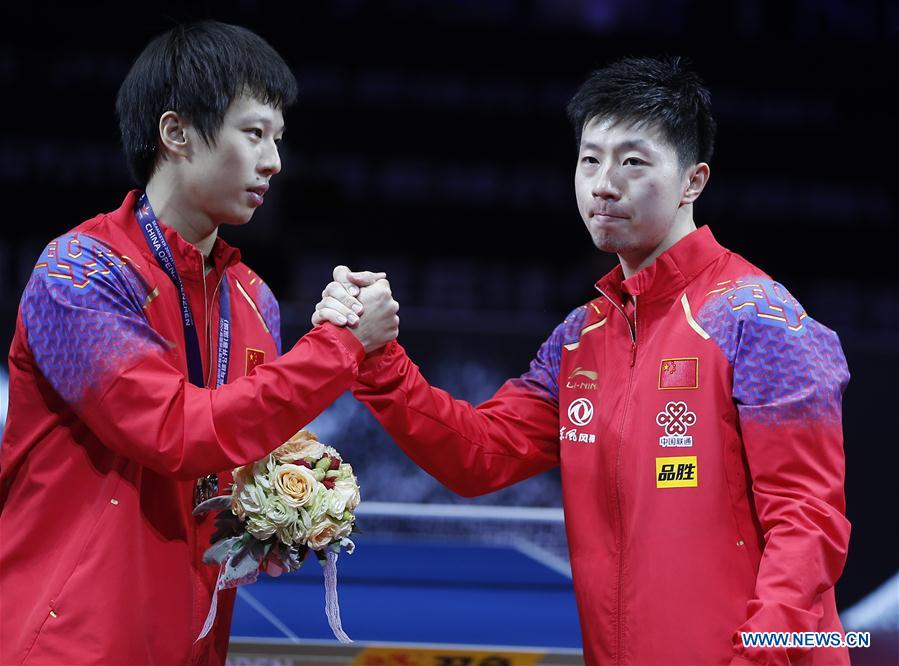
[194,474,220,506]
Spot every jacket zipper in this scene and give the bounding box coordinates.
[597,288,637,665]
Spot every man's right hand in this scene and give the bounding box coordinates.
[313,266,399,353]
[352,278,399,353]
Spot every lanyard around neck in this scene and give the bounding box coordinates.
[135,193,231,389]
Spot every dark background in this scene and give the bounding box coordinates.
[1,0,896,616]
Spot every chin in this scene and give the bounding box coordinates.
[222,210,254,227]
[590,231,626,254]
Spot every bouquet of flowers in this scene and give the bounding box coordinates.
[193,429,360,642]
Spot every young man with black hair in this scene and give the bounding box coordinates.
[318,57,850,665]
[0,21,398,665]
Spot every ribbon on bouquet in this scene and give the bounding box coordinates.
[193,528,352,643]
[323,549,351,642]
[196,564,228,642]
[195,534,259,643]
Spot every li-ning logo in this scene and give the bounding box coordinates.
[567,398,594,427]
[655,401,696,447]
[566,367,598,390]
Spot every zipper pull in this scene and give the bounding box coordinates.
[630,295,638,367]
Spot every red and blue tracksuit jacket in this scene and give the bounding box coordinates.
[0,191,365,665]
[353,226,851,666]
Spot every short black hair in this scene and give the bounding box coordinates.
[116,21,298,186]
[566,56,716,167]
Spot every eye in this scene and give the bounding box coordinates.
[580,156,599,166]
[246,128,263,140]
[623,157,646,166]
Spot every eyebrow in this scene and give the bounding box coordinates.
[581,139,654,153]
[241,114,272,125]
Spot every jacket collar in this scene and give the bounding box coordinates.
[112,190,242,281]
[595,225,727,305]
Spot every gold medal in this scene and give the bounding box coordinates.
[194,474,219,507]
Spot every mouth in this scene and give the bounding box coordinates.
[590,210,628,222]
[247,184,269,207]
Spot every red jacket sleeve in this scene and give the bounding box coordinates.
[350,309,586,496]
[85,325,363,479]
[700,281,851,665]
[20,240,365,480]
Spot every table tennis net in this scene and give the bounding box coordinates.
[354,501,571,578]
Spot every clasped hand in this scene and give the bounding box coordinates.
[312,265,399,353]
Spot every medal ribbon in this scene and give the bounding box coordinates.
[137,195,240,644]
[134,192,231,389]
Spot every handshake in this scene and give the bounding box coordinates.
[311,265,400,354]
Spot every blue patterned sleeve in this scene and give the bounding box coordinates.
[254,278,281,356]
[697,277,849,424]
[507,306,587,404]
[696,278,851,656]
[20,234,167,407]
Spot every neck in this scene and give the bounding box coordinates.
[618,208,696,279]
[145,177,218,259]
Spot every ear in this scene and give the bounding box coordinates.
[158,111,191,159]
[681,162,710,205]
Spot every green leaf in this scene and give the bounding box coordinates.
[230,533,255,565]
[209,511,243,543]
[191,495,232,517]
[202,536,242,565]
[221,550,260,588]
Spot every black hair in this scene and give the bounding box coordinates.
[566,56,716,167]
[116,21,298,186]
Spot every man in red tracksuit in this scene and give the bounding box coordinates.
[318,57,851,665]
[0,22,398,665]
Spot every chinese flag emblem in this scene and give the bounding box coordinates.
[658,358,699,390]
[245,348,266,375]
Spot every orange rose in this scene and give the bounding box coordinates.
[273,464,320,508]
[305,516,351,550]
[273,429,325,463]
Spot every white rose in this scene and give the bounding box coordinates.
[246,514,276,540]
[263,495,298,528]
[305,488,330,523]
[328,477,361,517]
[275,514,306,546]
[335,519,354,541]
[235,481,269,517]
[343,476,361,512]
[230,468,248,519]
[231,495,247,520]
[253,458,274,490]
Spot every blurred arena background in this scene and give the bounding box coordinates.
[1,1,896,663]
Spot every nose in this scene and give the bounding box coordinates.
[592,164,621,200]
[259,140,282,177]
